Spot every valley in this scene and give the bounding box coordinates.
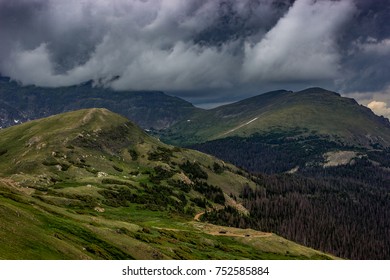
[1,0,388,266]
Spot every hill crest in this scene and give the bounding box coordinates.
[0,108,337,260]
[162,87,390,148]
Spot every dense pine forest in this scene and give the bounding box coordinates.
[190,130,358,174]
[198,135,390,259]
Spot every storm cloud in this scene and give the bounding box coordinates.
[0,0,389,105]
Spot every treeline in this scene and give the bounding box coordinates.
[190,131,347,174]
[98,163,224,215]
[203,156,390,259]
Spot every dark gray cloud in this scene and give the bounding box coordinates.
[336,0,390,92]
[0,0,388,106]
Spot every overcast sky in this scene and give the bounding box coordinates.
[0,0,389,114]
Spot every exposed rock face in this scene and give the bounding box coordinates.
[323,151,361,167]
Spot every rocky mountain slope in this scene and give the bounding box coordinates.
[1,83,389,259]
[0,108,333,260]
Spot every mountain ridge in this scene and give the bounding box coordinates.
[2,76,389,148]
[162,87,390,148]
[0,101,388,259]
[0,108,337,260]
[0,76,201,130]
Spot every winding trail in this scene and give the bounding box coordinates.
[151,208,272,239]
[194,211,205,221]
[192,208,272,238]
[194,205,225,222]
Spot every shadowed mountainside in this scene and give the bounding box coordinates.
[0,76,202,130]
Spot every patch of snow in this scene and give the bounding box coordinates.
[221,117,259,136]
[245,117,259,125]
[286,166,299,174]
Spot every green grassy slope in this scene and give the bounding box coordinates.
[162,88,390,147]
[0,108,335,260]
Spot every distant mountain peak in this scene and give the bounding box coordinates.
[163,87,390,148]
[0,79,200,130]
[296,87,340,96]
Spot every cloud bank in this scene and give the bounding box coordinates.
[0,0,389,103]
[242,0,354,82]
